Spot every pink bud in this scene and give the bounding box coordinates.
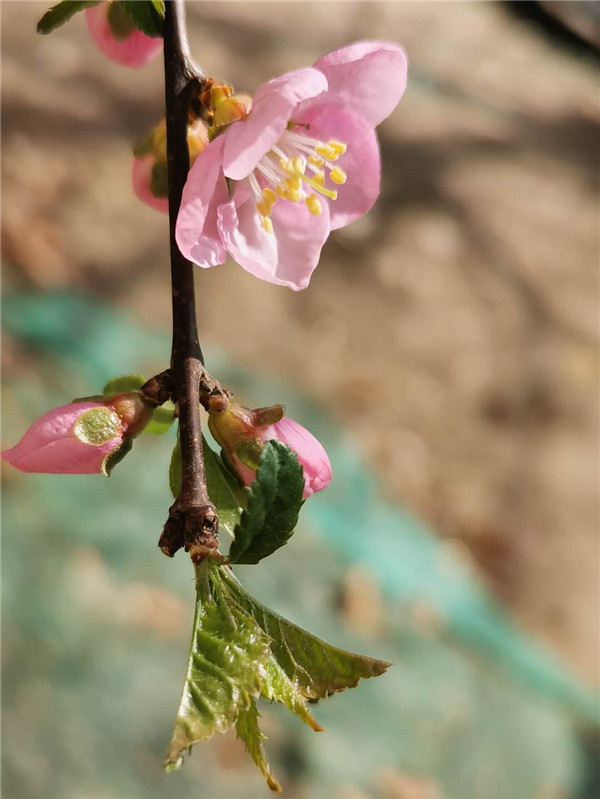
[85,3,162,69]
[2,393,152,475]
[208,401,332,498]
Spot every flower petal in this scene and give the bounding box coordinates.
[217,183,331,291]
[131,155,169,214]
[222,68,328,182]
[176,137,228,268]
[313,41,408,127]
[267,418,333,497]
[85,4,162,68]
[295,103,380,231]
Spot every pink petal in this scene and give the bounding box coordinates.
[313,41,408,127]
[295,103,380,230]
[176,136,228,268]
[131,155,169,214]
[85,4,162,68]
[2,403,122,474]
[263,418,333,498]
[217,182,331,291]
[222,68,328,181]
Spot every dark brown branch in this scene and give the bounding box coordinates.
[160,0,218,559]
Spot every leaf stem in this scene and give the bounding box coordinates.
[161,0,217,558]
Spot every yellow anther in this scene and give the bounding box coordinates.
[308,155,325,166]
[329,140,347,155]
[305,194,322,216]
[315,144,337,160]
[279,158,295,176]
[261,217,273,234]
[312,170,325,186]
[256,201,272,218]
[284,176,302,193]
[329,167,347,185]
[291,156,306,174]
[303,175,338,200]
[262,187,277,205]
[283,188,303,203]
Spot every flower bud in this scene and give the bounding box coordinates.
[210,85,253,130]
[132,119,209,213]
[85,3,163,68]
[208,400,332,498]
[2,392,152,476]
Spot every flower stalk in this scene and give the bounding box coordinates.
[160,0,217,560]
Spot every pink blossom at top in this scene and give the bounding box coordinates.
[85,3,162,68]
[233,417,333,499]
[176,41,408,290]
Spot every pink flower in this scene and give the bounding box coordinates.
[85,3,162,68]
[208,401,332,498]
[2,393,152,475]
[177,41,408,290]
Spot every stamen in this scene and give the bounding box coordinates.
[308,155,324,166]
[302,174,338,200]
[329,140,347,155]
[261,217,273,234]
[305,194,322,216]
[329,167,347,185]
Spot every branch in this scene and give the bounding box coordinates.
[160,0,217,560]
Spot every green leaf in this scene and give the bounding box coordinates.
[102,437,133,476]
[132,129,155,158]
[202,438,246,539]
[236,700,282,793]
[106,0,136,40]
[229,441,304,565]
[219,567,390,699]
[165,561,272,769]
[145,401,175,435]
[103,374,146,395]
[36,1,100,35]
[120,0,164,38]
[149,161,169,198]
[169,434,181,499]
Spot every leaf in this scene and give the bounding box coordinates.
[202,438,246,539]
[169,434,181,499]
[120,0,164,37]
[219,567,391,699]
[36,0,100,34]
[236,700,282,793]
[103,374,146,395]
[229,441,304,565]
[165,561,272,768]
[102,437,133,476]
[145,401,175,435]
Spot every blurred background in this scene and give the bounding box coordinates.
[2,2,599,797]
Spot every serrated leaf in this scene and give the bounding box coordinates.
[120,0,163,37]
[236,700,282,793]
[169,434,181,499]
[219,567,390,699]
[202,438,246,539]
[103,374,146,395]
[165,561,272,768]
[229,441,304,565]
[145,402,175,435]
[36,0,100,35]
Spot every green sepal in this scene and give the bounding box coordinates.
[101,437,133,476]
[144,401,175,435]
[169,434,182,499]
[133,129,155,158]
[150,161,169,198]
[120,0,164,38]
[103,374,146,395]
[106,0,135,40]
[228,441,304,565]
[36,1,100,35]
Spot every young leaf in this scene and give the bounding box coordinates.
[165,561,272,769]
[202,438,246,539]
[120,0,164,38]
[103,374,146,395]
[37,0,100,35]
[228,441,304,565]
[219,567,391,699]
[145,402,175,436]
[236,700,282,793]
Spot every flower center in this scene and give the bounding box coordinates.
[247,127,348,233]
